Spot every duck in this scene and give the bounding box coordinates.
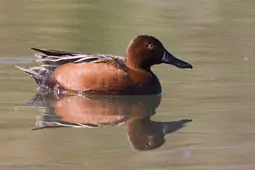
[16,35,192,95]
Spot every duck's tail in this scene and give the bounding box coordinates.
[15,66,53,90]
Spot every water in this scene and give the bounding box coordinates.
[0,1,255,169]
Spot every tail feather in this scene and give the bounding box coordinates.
[15,66,52,90]
[31,48,124,65]
[31,48,76,57]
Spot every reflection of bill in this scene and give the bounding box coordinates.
[29,93,191,151]
[127,117,191,150]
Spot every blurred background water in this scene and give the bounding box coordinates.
[0,0,255,170]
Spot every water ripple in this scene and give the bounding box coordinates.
[0,57,34,64]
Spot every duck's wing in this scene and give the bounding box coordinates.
[32,48,125,66]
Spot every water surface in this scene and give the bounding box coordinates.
[0,1,255,170]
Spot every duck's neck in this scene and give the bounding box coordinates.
[125,57,151,72]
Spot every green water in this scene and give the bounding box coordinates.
[0,1,255,169]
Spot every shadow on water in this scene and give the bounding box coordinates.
[27,93,192,151]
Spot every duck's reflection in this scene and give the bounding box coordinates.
[28,93,192,151]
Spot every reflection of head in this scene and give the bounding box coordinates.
[127,118,165,151]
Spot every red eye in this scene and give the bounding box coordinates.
[147,44,155,50]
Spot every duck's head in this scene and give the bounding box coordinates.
[125,35,193,69]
